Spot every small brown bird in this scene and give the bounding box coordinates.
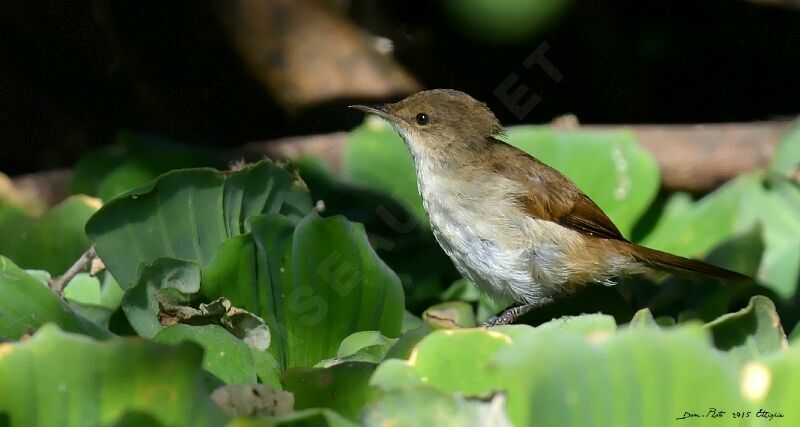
[351,89,749,326]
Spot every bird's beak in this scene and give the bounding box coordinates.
[349,104,398,122]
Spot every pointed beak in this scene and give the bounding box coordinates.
[348,104,398,122]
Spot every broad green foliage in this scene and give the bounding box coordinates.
[372,323,745,427]
[0,325,227,427]
[344,119,425,225]
[0,196,98,273]
[70,131,221,201]
[227,409,358,427]
[771,120,800,176]
[85,162,404,372]
[750,341,800,425]
[63,272,123,327]
[283,362,378,421]
[86,162,311,289]
[317,331,398,366]
[643,173,800,297]
[705,296,788,366]
[0,257,110,340]
[363,386,512,427]
[154,324,264,385]
[123,258,202,338]
[217,213,406,370]
[0,123,798,425]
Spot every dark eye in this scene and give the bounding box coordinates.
[415,113,429,125]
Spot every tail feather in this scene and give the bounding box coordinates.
[626,243,751,283]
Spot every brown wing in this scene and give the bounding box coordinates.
[489,139,627,241]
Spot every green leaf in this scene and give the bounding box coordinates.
[372,328,515,395]
[0,196,98,273]
[634,192,694,246]
[63,272,118,329]
[196,212,406,371]
[641,174,764,258]
[344,118,426,225]
[97,160,164,202]
[230,213,405,370]
[121,258,201,338]
[705,296,788,366]
[363,386,512,427]
[316,331,398,367]
[201,235,259,314]
[0,324,227,427]
[153,324,258,384]
[770,120,800,176]
[229,409,358,427]
[251,350,282,389]
[383,323,436,361]
[294,155,450,312]
[629,308,659,328]
[422,301,477,329]
[70,131,221,200]
[372,323,748,427]
[641,173,800,298]
[756,178,800,296]
[747,341,800,423]
[86,161,311,290]
[524,312,617,335]
[283,362,378,421]
[63,273,103,305]
[441,279,506,323]
[0,257,110,340]
[790,321,800,342]
[337,331,397,359]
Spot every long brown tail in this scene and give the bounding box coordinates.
[626,243,751,283]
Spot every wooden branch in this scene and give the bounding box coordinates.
[588,121,789,193]
[49,247,96,295]
[214,0,421,111]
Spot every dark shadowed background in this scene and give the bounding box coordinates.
[1,0,799,175]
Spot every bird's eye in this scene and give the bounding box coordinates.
[415,113,429,126]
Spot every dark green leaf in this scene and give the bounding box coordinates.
[283,362,378,421]
[86,162,311,290]
[153,324,258,384]
[705,296,788,366]
[121,258,201,338]
[0,196,98,273]
[0,324,226,427]
[0,257,110,340]
[239,213,404,370]
[363,386,511,427]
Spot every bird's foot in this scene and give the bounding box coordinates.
[482,298,555,327]
[482,304,534,326]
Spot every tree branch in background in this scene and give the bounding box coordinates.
[215,0,421,111]
[49,247,96,295]
[591,121,789,193]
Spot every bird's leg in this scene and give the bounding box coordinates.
[482,297,555,326]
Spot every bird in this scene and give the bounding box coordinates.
[350,89,749,326]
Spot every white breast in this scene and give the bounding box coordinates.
[413,161,582,305]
